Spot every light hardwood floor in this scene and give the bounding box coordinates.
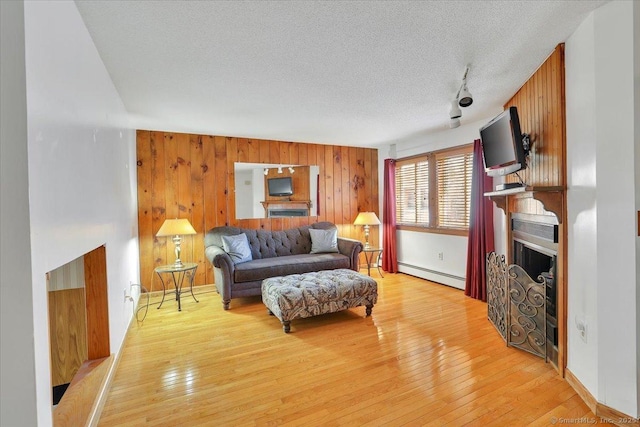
[98,272,607,426]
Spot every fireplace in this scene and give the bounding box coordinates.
[268,209,309,217]
[512,215,558,364]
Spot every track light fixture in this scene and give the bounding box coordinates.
[458,82,473,107]
[448,65,473,128]
[456,66,473,108]
[277,166,283,174]
[264,168,269,175]
[449,100,462,120]
[288,166,295,174]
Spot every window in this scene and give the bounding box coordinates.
[395,145,473,234]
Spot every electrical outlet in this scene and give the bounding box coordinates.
[438,252,444,261]
[575,316,587,343]
[124,286,134,302]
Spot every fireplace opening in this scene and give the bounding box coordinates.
[512,216,559,365]
[268,209,309,217]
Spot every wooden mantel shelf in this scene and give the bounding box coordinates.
[261,200,311,209]
[484,186,565,222]
[261,200,312,217]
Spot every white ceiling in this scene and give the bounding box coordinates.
[74,0,606,148]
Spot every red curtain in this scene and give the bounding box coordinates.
[465,139,494,301]
[382,159,398,273]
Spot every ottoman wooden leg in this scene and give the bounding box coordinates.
[365,304,373,316]
[282,321,291,333]
[268,309,274,316]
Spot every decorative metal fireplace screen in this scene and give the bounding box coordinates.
[487,252,508,341]
[487,251,547,360]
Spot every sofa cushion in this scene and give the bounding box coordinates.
[222,233,252,264]
[309,228,339,254]
[233,253,350,283]
[244,227,313,259]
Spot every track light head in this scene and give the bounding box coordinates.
[288,167,295,174]
[446,65,473,129]
[449,100,462,119]
[264,168,269,175]
[458,83,473,107]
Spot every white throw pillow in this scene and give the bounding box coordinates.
[222,233,253,264]
[309,228,339,254]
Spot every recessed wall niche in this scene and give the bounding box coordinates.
[47,244,110,422]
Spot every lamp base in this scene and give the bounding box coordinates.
[172,235,183,268]
[364,225,371,250]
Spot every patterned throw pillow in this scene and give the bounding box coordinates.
[221,233,253,264]
[309,228,339,254]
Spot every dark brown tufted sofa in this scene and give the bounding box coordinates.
[204,222,363,310]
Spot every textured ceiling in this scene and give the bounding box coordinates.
[74,0,606,147]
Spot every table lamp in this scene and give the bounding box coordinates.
[156,218,197,267]
[353,212,381,249]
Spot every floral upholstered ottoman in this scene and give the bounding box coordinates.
[261,269,378,333]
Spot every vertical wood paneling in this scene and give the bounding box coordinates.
[189,135,205,285]
[332,146,342,229]
[202,135,216,284]
[505,45,565,189]
[341,146,351,227]
[323,145,334,224]
[150,131,167,289]
[136,131,153,290]
[48,288,87,387]
[137,132,379,286]
[84,245,110,360]
[214,136,228,227]
[371,149,380,247]
[176,133,193,265]
[501,43,567,375]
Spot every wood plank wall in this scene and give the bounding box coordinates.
[137,131,379,288]
[48,288,87,387]
[505,44,566,194]
[84,245,110,361]
[501,44,567,374]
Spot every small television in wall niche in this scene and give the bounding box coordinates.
[480,106,530,178]
[267,177,293,197]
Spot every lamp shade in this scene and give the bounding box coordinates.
[156,219,197,237]
[353,212,381,226]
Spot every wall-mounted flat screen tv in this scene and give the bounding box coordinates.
[480,106,527,177]
[267,177,293,197]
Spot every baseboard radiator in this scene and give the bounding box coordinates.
[397,262,465,290]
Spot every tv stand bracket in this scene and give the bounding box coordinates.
[522,133,531,154]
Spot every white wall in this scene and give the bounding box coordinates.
[23,1,139,425]
[378,114,501,288]
[0,1,38,425]
[235,170,254,218]
[566,0,638,417]
[565,9,600,397]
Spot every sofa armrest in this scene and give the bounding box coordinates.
[337,237,363,271]
[205,245,235,309]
